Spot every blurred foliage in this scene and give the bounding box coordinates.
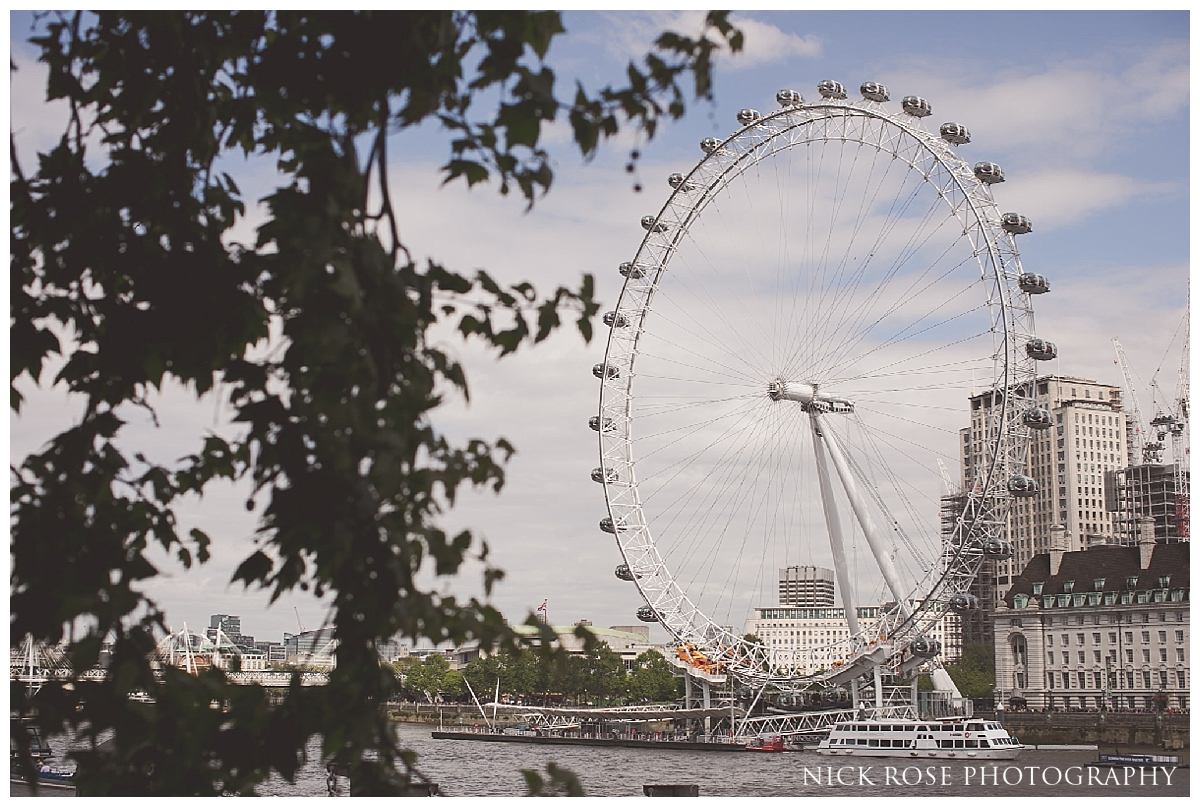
[521,762,585,797]
[10,10,741,795]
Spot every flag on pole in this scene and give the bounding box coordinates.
[537,599,547,612]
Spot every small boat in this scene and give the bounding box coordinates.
[745,734,785,752]
[1091,752,1182,767]
[816,718,1022,759]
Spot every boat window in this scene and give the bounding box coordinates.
[917,725,928,732]
[966,740,978,749]
[967,723,983,731]
[954,740,964,749]
[857,739,866,745]
[980,740,990,748]
[868,739,879,747]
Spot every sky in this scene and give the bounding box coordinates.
[8,11,1191,649]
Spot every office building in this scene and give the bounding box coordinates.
[778,565,836,607]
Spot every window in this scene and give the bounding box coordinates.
[1160,648,1168,662]
[1078,672,1087,688]
[1108,632,1117,644]
[1125,649,1134,663]
[1142,649,1151,663]
[1078,651,1086,664]
[1176,630,1185,643]
[1033,582,1044,595]
[1177,648,1186,662]
[1077,633,1086,646]
[1092,632,1101,644]
[1063,581,1075,593]
[1141,631,1150,643]
[1094,650,1101,663]
[1093,578,1105,591]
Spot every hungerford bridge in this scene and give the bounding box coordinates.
[12,636,960,740]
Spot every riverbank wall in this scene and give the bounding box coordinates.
[999,712,1188,751]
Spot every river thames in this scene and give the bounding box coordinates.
[39,723,1186,797]
[254,723,1189,797]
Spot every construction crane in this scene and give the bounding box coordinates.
[1148,301,1190,468]
[1113,337,1164,465]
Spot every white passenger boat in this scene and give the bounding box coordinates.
[815,718,1023,759]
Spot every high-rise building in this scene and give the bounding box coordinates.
[209,614,241,636]
[960,376,1128,601]
[778,565,836,607]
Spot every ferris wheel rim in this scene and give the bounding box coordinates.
[596,91,1038,690]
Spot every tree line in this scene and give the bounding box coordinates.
[394,643,681,706]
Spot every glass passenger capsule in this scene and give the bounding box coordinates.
[736,108,762,125]
[599,517,617,534]
[860,82,889,102]
[901,95,931,117]
[591,467,618,483]
[619,262,648,280]
[588,415,614,432]
[1025,338,1057,361]
[615,563,637,581]
[817,80,847,99]
[984,538,1015,557]
[636,606,659,623]
[1007,474,1039,498]
[776,88,803,106]
[939,122,971,145]
[949,593,980,613]
[973,162,1005,184]
[603,311,628,328]
[593,362,619,379]
[700,137,722,154]
[641,215,668,233]
[1018,273,1050,294]
[911,637,941,658]
[1022,407,1053,430]
[1001,212,1032,234]
[668,173,698,192]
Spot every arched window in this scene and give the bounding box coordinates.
[1011,634,1027,669]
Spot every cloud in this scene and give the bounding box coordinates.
[990,169,1176,231]
[590,11,820,72]
[885,40,1188,166]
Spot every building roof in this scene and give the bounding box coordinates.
[1003,543,1190,607]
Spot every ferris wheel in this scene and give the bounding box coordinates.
[592,81,1054,692]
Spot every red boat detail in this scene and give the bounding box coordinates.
[745,734,785,752]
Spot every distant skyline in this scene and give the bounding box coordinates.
[9,11,1190,645]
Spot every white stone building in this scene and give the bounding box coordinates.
[993,531,1189,711]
